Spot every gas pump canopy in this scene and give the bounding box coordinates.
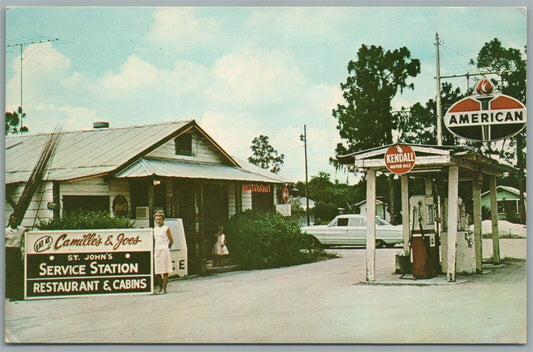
[338,144,515,282]
[339,144,513,176]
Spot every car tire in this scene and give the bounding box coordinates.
[308,236,323,249]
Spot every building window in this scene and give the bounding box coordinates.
[251,187,273,212]
[154,181,167,215]
[63,196,110,214]
[130,180,149,218]
[175,133,192,156]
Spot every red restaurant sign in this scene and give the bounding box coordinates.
[384,145,416,175]
[242,184,271,193]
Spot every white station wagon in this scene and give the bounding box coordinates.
[301,214,404,248]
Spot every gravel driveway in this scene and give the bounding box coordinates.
[5,239,527,344]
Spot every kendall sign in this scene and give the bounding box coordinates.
[385,144,416,175]
[444,80,526,141]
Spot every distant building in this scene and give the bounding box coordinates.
[481,185,526,220]
[5,120,289,274]
[289,196,315,225]
[355,199,390,222]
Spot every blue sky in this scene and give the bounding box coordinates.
[4,6,527,182]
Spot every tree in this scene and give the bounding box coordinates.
[399,82,464,145]
[295,171,363,224]
[332,44,420,223]
[5,107,28,135]
[332,44,420,157]
[470,38,527,224]
[248,135,285,173]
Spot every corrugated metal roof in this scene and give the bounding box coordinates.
[5,120,288,185]
[5,121,191,183]
[115,157,287,183]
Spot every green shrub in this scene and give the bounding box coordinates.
[225,210,326,270]
[37,211,134,230]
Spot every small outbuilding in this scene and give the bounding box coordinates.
[355,199,390,222]
[481,185,526,220]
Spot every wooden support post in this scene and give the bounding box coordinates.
[366,169,376,282]
[401,175,410,255]
[446,166,459,282]
[148,182,155,227]
[489,176,500,264]
[472,172,483,272]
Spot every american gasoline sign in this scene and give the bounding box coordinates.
[384,144,415,175]
[444,93,526,142]
[25,229,153,299]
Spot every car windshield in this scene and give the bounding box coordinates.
[376,217,391,226]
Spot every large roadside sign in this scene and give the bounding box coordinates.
[384,144,416,175]
[444,80,526,141]
[25,229,153,300]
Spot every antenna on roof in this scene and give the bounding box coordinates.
[6,37,60,134]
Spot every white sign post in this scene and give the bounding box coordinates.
[166,218,188,277]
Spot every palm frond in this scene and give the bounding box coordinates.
[14,128,62,225]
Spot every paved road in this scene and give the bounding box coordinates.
[5,239,527,344]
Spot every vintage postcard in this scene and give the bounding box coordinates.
[4,5,528,345]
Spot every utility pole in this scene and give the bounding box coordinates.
[435,32,443,146]
[300,125,310,226]
[6,38,59,133]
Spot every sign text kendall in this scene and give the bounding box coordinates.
[385,145,416,175]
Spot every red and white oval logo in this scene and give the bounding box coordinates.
[444,94,526,141]
[385,144,415,175]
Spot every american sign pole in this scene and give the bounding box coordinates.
[435,32,443,146]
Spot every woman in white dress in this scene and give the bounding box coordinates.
[212,225,229,266]
[153,211,173,294]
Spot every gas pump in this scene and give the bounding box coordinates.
[409,194,440,279]
[441,198,475,274]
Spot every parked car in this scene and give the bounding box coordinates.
[300,214,403,248]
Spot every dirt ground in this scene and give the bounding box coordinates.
[4,239,528,344]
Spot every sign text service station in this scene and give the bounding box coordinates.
[25,229,153,299]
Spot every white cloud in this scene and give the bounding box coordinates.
[96,55,160,97]
[6,43,72,109]
[148,8,219,49]
[211,48,307,107]
[4,43,97,134]
[19,42,71,75]
[199,111,262,160]
[29,104,99,132]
